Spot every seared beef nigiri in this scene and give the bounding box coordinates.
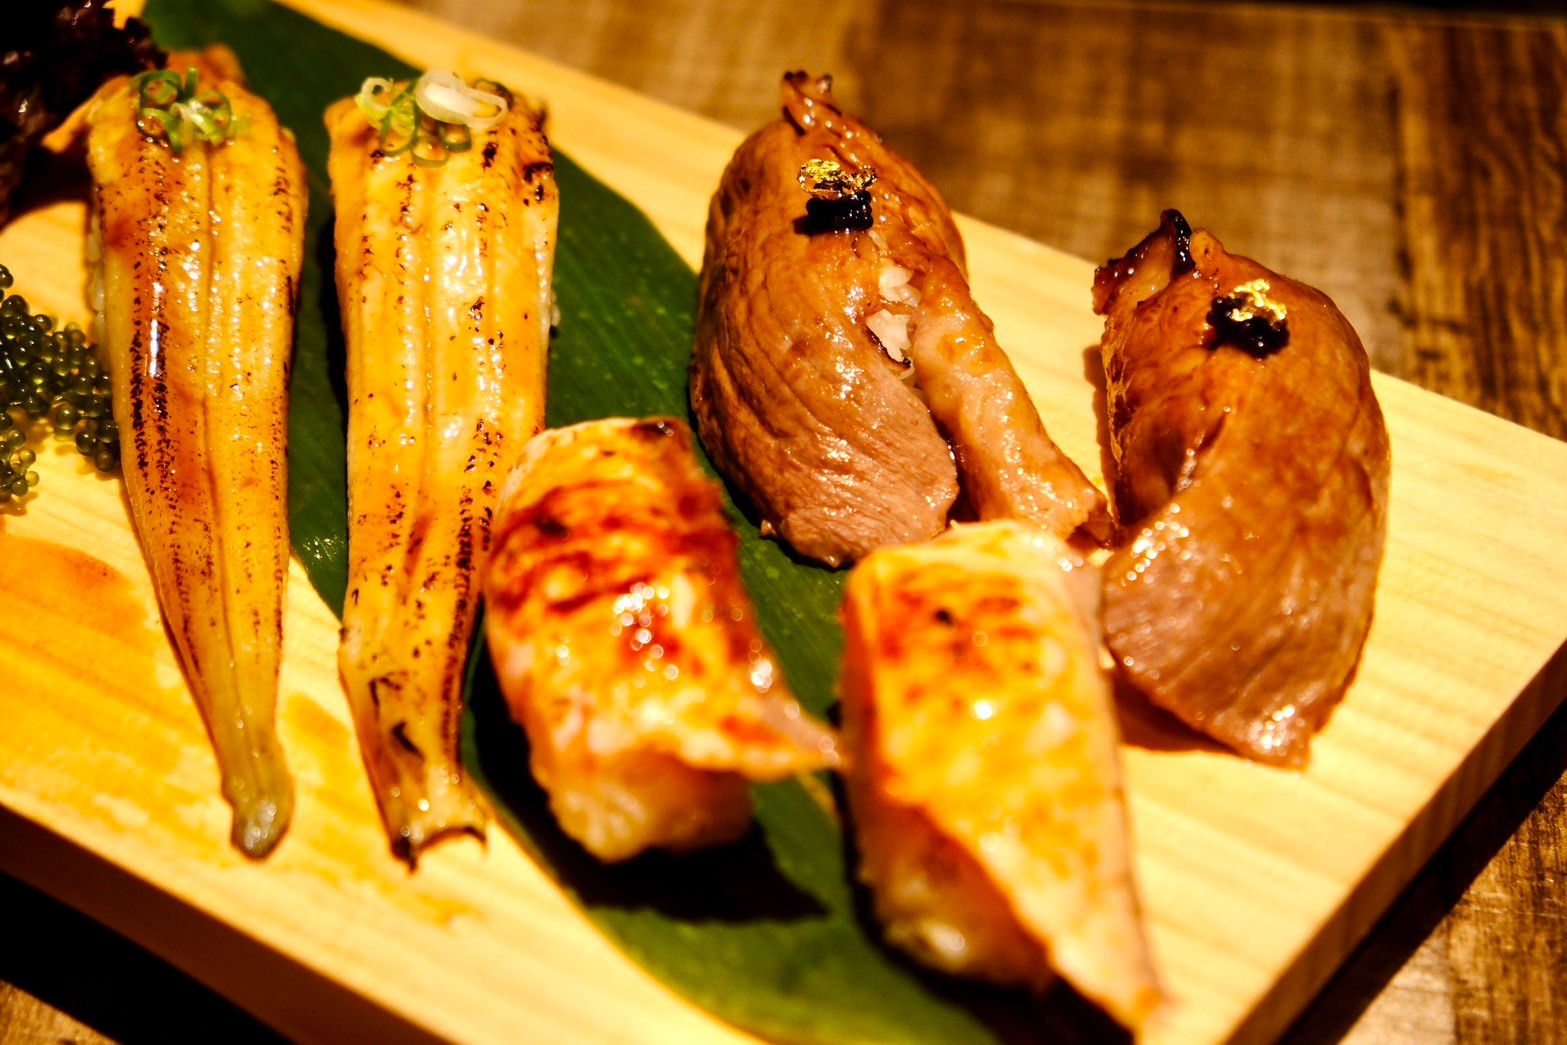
[840,520,1160,1031]
[483,418,839,862]
[1094,210,1391,766]
[86,49,304,857]
[692,72,1107,567]
[327,73,557,862]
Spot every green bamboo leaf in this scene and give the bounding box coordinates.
[143,2,1119,1040]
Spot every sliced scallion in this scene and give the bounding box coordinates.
[352,70,510,168]
[131,67,247,155]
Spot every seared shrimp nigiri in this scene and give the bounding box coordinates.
[86,49,305,857]
[326,72,557,862]
[692,72,1108,567]
[840,520,1160,1031]
[1094,210,1390,766]
[483,417,839,862]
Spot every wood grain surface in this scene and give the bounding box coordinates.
[2,1,1564,1043]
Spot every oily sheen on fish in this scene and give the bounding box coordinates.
[86,49,304,857]
[841,521,1161,1030]
[483,418,838,862]
[692,72,1107,567]
[1094,211,1391,766]
[326,79,557,863]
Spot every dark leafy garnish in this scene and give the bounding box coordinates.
[0,0,164,224]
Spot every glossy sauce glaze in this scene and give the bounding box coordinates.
[325,79,557,863]
[85,49,305,856]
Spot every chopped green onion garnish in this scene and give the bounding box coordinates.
[436,121,473,153]
[353,77,398,123]
[132,68,249,155]
[411,133,449,168]
[137,70,182,110]
[353,70,511,168]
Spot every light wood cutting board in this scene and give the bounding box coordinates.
[4,1,1567,1042]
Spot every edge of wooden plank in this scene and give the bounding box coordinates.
[0,454,756,1045]
[0,806,434,1044]
[1237,640,1567,1044]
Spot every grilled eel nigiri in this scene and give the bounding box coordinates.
[1094,211,1391,766]
[692,72,1108,567]
[840,521,1160,1030]
[85,50,305,857]
[484,418,839,862]
[326,77,557,862]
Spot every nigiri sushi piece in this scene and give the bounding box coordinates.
[85,49,304,857]
[1094,210,1391,766]
[483,417,839,862]
[326,71,557,862]
[691,72,1108,567]
[840,520,1160,1031]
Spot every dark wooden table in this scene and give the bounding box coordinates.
[4,1,1564,1041]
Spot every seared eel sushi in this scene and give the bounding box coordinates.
[86,49,305,857]
[326,72,557,862]
[692,72,1108,567]
[484,418,838,862]
[840,520,1160,1030]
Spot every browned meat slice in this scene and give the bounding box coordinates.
[1094,210,1391,766]
[692,72,1107,567]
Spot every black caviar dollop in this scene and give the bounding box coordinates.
[1206,294,1290,358]
[803,191,874,234]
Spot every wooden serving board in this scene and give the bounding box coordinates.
[5,1,1567,1042]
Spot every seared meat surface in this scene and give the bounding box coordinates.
[484,417,838,862]
[1095,211,1391,766]
[840,521,1160,1029]
[692,72,1107,567]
